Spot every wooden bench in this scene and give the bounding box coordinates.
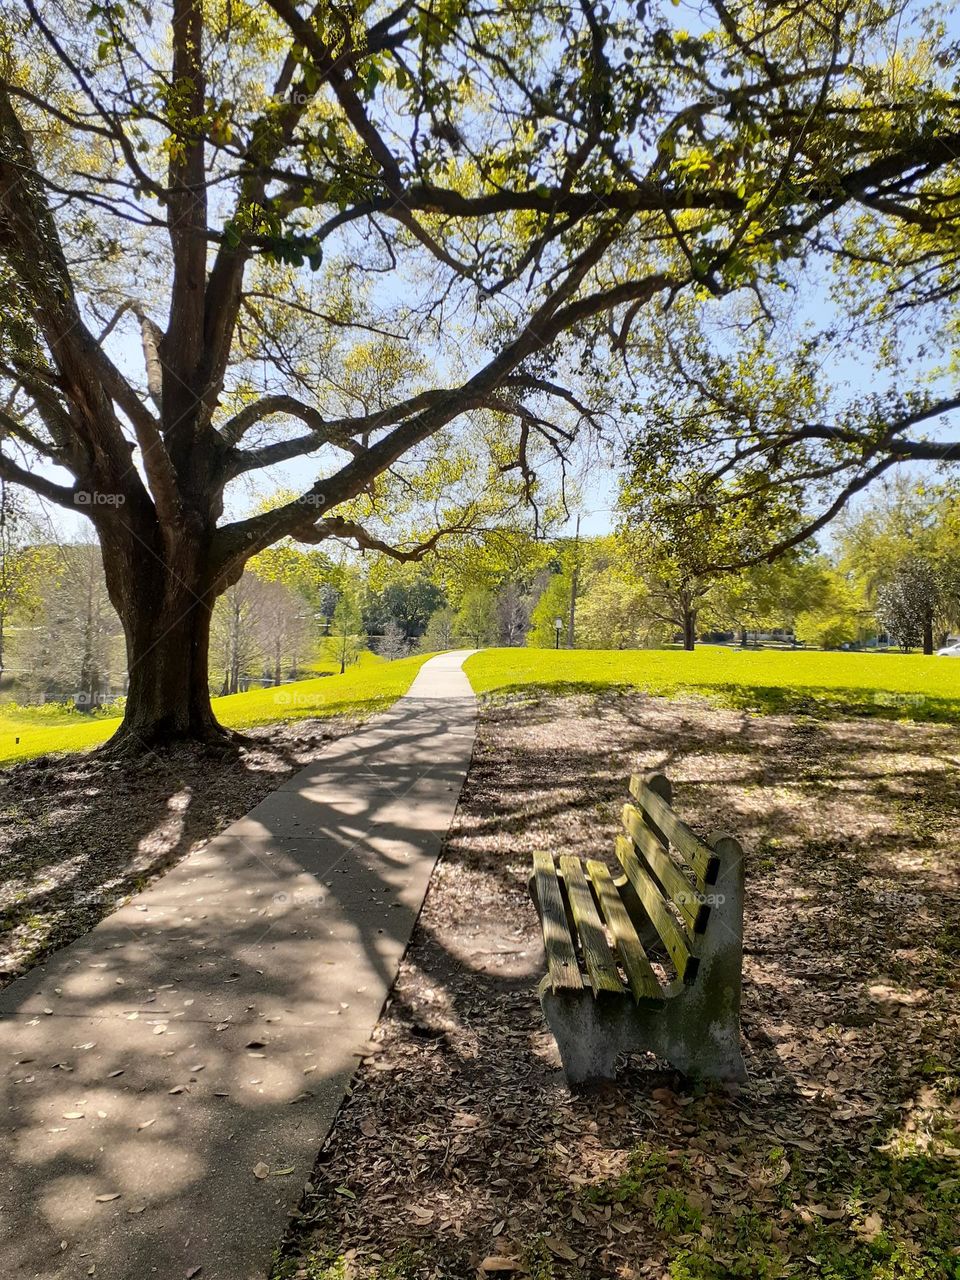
[529,773,746,1085]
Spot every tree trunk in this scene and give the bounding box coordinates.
[682,609,696,651]
[107,576,222,749]
[922,615,934,656]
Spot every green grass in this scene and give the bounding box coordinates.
[303,647,386,676]
[463,646,960,722]
[0,652,433,766]
[584,1134,960,1280]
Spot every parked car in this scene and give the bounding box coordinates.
[936,641,960,656]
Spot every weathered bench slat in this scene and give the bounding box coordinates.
[621,804,709,934]
[615,836,699,983]
[629,777,720,887]
[585,859,663,1004]
[532,851,584,992]
[558,856,624,997]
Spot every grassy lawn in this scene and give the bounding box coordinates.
[464,646,960,722]
[303,648,386,676]
[0,652,431,766]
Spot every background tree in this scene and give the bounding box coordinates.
[576,568,648,650]
[711,553,829,645]
[248,575,310,684]
[211,578,261,695]
[374,619,410,661]
[793,571,868,650]
[619,470,801,649]
[363,568,444,647]
[573,539,648,649]
[528,574,573,649]
[455,589,497,649]
[2,1,958,746]
[421,606,456,653]
[877,558,946,654]
[495,583,536,648]
[328,587,364,675]
[20,542,123,707]
[0,485,46,679]
[837,481,960,648]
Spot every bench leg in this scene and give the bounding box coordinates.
[539,983,622,1085]
[655,833,747,1083]
[645,1004,746,1082]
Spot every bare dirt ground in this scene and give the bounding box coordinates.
[277,693,960,1280]
[0,717,360,987]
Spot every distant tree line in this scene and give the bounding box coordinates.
[1,477,956,712]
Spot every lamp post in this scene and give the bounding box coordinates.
[554,616,563,650]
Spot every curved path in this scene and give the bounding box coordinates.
[0,651,477,1279]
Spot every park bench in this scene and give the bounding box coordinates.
[529,773,746,1085]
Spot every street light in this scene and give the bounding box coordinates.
[554,616,563,649]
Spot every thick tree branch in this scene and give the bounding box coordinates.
[0,448,78,508]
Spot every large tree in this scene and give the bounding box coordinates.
[1,1,958,746]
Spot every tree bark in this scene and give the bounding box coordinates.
[682,608,696,651]
[922,615,934,656]
[110,592,220,746]
[99,517,226,749]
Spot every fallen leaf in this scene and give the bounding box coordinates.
[544,1237,577,1261]
[859,1212,884,1241]
[95,1193,121,1203]
[62,1112,84,1120]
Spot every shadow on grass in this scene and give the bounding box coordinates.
[481,679,960,723]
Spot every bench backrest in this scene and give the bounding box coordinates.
[616,773,726,984]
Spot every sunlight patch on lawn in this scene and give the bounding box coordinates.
[0,652,433,765]
[463,647,960,722]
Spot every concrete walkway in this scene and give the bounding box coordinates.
[0,651,477,1279]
